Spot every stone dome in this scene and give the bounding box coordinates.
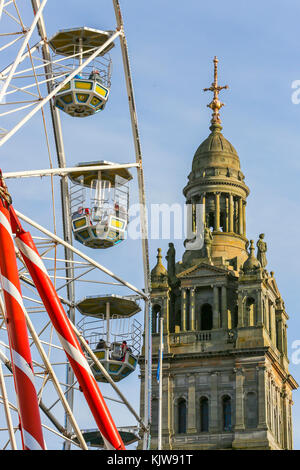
[191,123,241,175]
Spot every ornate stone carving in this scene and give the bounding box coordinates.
[257,233,267,268]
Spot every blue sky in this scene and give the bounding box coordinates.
[1,0,300,449]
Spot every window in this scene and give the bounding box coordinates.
[200,397,209,432]
[178,399,187,434]
[201,304,213,331]
[222,395,232,431]
[151,398,158,435]
[152,305,161,333]
[246,392,258,429]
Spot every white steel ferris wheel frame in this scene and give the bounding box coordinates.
[0,0,152,450]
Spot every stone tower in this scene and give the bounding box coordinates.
[139,57,297,450]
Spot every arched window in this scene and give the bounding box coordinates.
[246,297,255,326]
[201,304,213,331]
[222,395,232,431]
[178,398,187,434]
[246,392,258,429]
[152,304,161,334]
[200,397,209,432]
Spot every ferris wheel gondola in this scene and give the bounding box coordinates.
[77,295,142,383]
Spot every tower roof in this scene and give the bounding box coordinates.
[151,248,169,290]
[184,57,248,196]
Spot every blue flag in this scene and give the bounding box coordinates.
[156,348,163,383]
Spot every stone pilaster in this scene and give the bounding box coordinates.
[187,374,197,434]
[213,286,219,329]
[210,372,219,432]
[257,365,267,429]
[234,367,245,430]
[257,291,263,326]
[221,285,227,329]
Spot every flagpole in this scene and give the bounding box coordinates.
[158,313,164,450]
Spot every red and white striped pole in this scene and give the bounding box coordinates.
[11,209,125,450]
[0,206,45,450]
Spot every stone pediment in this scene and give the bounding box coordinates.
[267,275,281,298]
[177,262,228,279]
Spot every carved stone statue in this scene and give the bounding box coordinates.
[257,233,267,268]
[166,242,176,280]
[202,224,213,260]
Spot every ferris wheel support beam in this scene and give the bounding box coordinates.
[0,1,5,21]
[0,39,44,76]
[29,2,120,448]
[0,29,121,147]
[23,308,88,450]
[0,345,71,440]
[31,0,78,445]
[0,0,48,104]
[0,206,45,450]
[112,0,152,449]
[3,162,140,179]
[14,209,148,300]
[0,361,17,449]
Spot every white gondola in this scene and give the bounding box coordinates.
[77,295,142,383]
[69,161,131,249]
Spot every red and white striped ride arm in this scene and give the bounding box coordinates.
[15,229,125,451]
[0,207,45,450]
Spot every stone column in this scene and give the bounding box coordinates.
[201,193,206,225]
[181,289,187,332]
[281,389,288,449]
[237,292,244,327]
[243,201,246,236]
[213,286,219,329]
[276,316,284,353]
[190,288,196,331]
[238,198,243,235]
[270,302,276,344]
[221,285,227,329]
[187,374,197,434]
[235,199,239,233]
[215,192,220,231]
[257,364,267,429]
[229,194,234,232]
[210,372,219,432]
[257,291,263,326]
[225,196,229,232]
[234,367,245,430]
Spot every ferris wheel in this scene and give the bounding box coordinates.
[0,0,152,450]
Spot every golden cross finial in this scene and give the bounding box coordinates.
[203,56,228,126]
